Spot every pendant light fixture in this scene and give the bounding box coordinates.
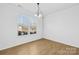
[35,3,42,17]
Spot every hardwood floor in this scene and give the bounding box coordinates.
[0,38,79,55]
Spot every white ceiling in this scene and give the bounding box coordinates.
[16,3,79,17]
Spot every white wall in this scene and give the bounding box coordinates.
[44,4,79,47]
[0,4,42,50]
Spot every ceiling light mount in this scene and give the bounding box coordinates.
[37,3,39,5]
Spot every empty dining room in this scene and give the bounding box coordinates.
[0,3,79,55]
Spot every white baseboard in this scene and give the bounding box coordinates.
[43,35,79,48]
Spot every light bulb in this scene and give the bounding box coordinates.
[19,26,22,29]
[38,14,42,17]
[34,13,42,17]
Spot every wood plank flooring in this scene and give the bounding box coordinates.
[0,38,79,55]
